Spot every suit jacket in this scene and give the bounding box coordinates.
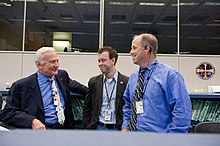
[83,71,128,129]
[0,69,76,129]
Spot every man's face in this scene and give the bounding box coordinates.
[36,50,59,76]
[130,36,145,65]
[98,51,115,75]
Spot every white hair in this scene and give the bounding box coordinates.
[35,47,55,63]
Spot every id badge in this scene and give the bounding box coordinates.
[136,100,144,114]
[104,109,112,121]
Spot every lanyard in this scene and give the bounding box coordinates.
[104,79,116,109]
[140,60,158,94]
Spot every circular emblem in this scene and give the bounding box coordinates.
[196,62,215,80]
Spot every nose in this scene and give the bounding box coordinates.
[130,48,133,55]
[98,61,102,66]
[55,61,59,67]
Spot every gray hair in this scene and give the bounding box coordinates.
[35,47,55,63]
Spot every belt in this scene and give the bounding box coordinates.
[98,122,117,129]
[46,123,63,129]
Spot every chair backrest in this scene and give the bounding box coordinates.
[0,93,2,111]
[195,122,220,133]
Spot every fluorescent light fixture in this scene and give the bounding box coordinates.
[203,2,220,6]
[75,1,100,5]
[11,0,38,2]
[133,22,153,25]
[166,35,177,38]
[110,21,128,24]
[205,24,220,26]
[186,37,202,39]
[36,19,55,22]
[59,20,78,23]
[171,3,199,6]
[9,18,31,22]
[181,23,202,26]
[0,2,11,6]
[139,2,165,6]
[206,37,220,39]
[156,23,176,26]
[179,52,191,54]
[109,2,135,6]
[42,0,68,4]
[83,21,99,24]
[109,34,125,37]
[213,20,220,23]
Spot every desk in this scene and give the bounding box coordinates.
[0,130,219,146]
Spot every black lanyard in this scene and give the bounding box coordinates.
[141,60,158,94]
[104,78,116,109]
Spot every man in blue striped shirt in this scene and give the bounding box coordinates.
[122,33,192,133]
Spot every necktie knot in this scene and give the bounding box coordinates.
[139,68,147,75]
[50,76,55,82]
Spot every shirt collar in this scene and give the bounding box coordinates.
[103,70,118,83]
[37,71,51,83]
[143,59,158,71]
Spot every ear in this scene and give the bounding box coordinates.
[111,57,116,64]
[145,46,151,54]
[35,61,43,69]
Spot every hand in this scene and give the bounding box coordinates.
[31,118,46,130]
[121,128,129,132]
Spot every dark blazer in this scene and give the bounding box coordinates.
[83,72,128,129]
[0,69,86,129]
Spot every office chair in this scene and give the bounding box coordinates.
[0,93,2,111]
[195,122,220,133]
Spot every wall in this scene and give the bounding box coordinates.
[0,52,219,92]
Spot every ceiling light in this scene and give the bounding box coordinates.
[11,0,38,2]
[75,1,100,5]
[83,21,99,24]
[8,18,31,22]
[59,20,78,23]
[181,23,202,26]
[110,21,128,24]
[156,23,176,26]
[109,2,135,6]
[139,2,165,6]
[133,22,152,25]
[42,0,68,4]
[203,2,220,6]
[178,52,191,54]
[36,19,55,22]
[206,37,220,39]
[171,3,199,6]
[109,34,125,37]
[205,24,220,26]
[166,35,177,38]
[186,37,202,39]
[213,20,220,23]
[0,2,11,6]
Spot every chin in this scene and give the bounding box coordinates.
[53,71,59,75]
[132,59,137,64]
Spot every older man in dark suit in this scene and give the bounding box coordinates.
[0,47,87,130]
[83,46,129,130]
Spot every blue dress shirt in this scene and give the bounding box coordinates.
[122,59,192,133]
[37,72,65,125]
